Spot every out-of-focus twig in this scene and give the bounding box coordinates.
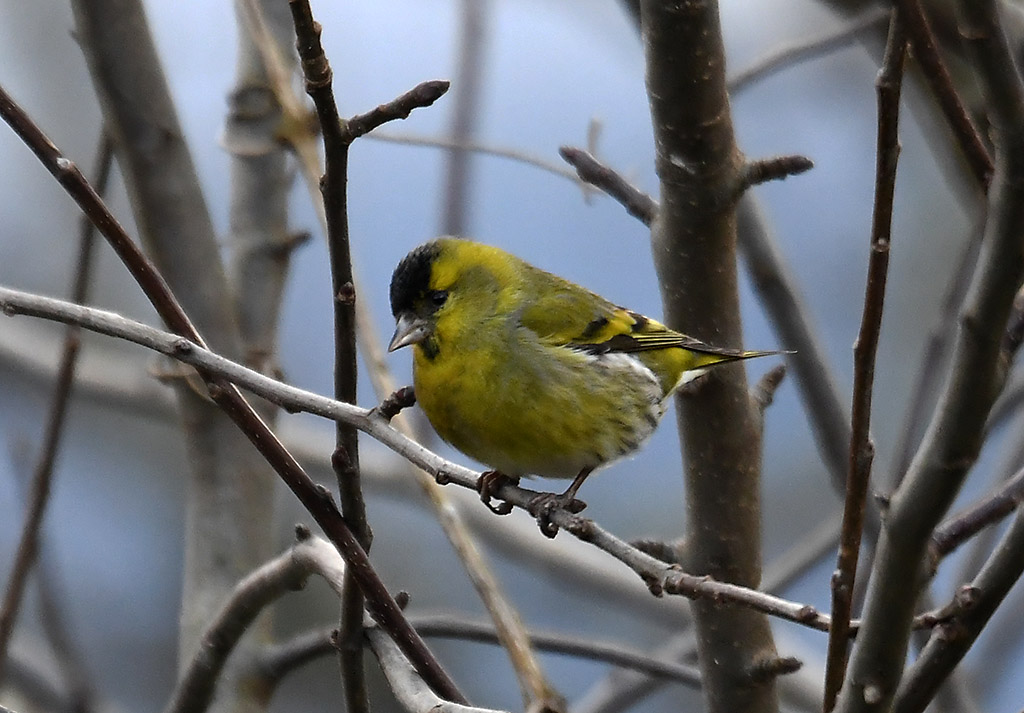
[728,6,891,94]
[441,0,488,235]
[894,0,993,189]
[0,132,110,687]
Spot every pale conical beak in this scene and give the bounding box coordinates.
[388,312,432,352]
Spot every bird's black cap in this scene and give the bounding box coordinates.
[390,241,441,317]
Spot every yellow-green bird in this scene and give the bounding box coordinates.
[388,237,780,529]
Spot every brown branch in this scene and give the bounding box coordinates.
[376,386,417,422]
[290,7,450,710]
[929,464,1024,565]
[823,11,906,711]
[751,364,787,417]
[736,155,814,197]
[558,146,657,226]
[0,82,465,705]
[835,0,1024,707]
[343,81,451,143]
[288,3,370,707]
[0,133,109,685]
[894,0,994,190]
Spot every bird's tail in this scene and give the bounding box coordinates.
[689,347,791,370]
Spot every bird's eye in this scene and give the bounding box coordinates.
[428,290,449,307]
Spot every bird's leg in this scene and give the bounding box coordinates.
[477,471,518,515]
[528,468,592,538]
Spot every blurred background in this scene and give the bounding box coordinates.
[0,0,1010,711]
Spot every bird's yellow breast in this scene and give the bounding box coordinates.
[412,324,668,479]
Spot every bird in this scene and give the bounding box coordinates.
[388,237,782,535]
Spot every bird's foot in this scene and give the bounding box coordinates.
[477,471,518,515]
[527,492,587,538]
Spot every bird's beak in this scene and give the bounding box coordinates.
[388,312,432,352]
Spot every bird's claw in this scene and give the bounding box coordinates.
[478,471,516,516]
[527,492,587,538]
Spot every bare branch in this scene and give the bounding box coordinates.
[0,287,969,646]
[824,11,905,710]
[0,81,465,706]
[558,146,657,226]
[835,0,1024,708]
[894,0,994,189]
[929,464,1024,566]
[736,155,814,198]
[0,132,109,684]
[344,81,450,143]
[640,1,779,708]
[728,6,891,94]
[259,616,704,690]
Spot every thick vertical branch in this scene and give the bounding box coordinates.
[639,2,779,712]
[834,1,1024,711]
[823,12,905,710]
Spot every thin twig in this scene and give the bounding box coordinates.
[736,155,814,197]
[823,11,906,711]
[288,3,371,708]
[894,0,994,189]
[258,616,704,690]
[752,364,787,417]
[929,464,1024,565]
[558,146,657,226]
[727,6,892,94]
[370,131,581,185]
[343,81,451,143]
[0,132,110,685]
[0,81,465,705]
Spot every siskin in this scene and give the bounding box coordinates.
[388,237,782,532]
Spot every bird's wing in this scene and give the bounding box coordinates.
[517,269,763,359]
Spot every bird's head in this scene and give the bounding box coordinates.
[388,237,516,356]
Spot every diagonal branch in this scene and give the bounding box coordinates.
[0,82,466,705]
